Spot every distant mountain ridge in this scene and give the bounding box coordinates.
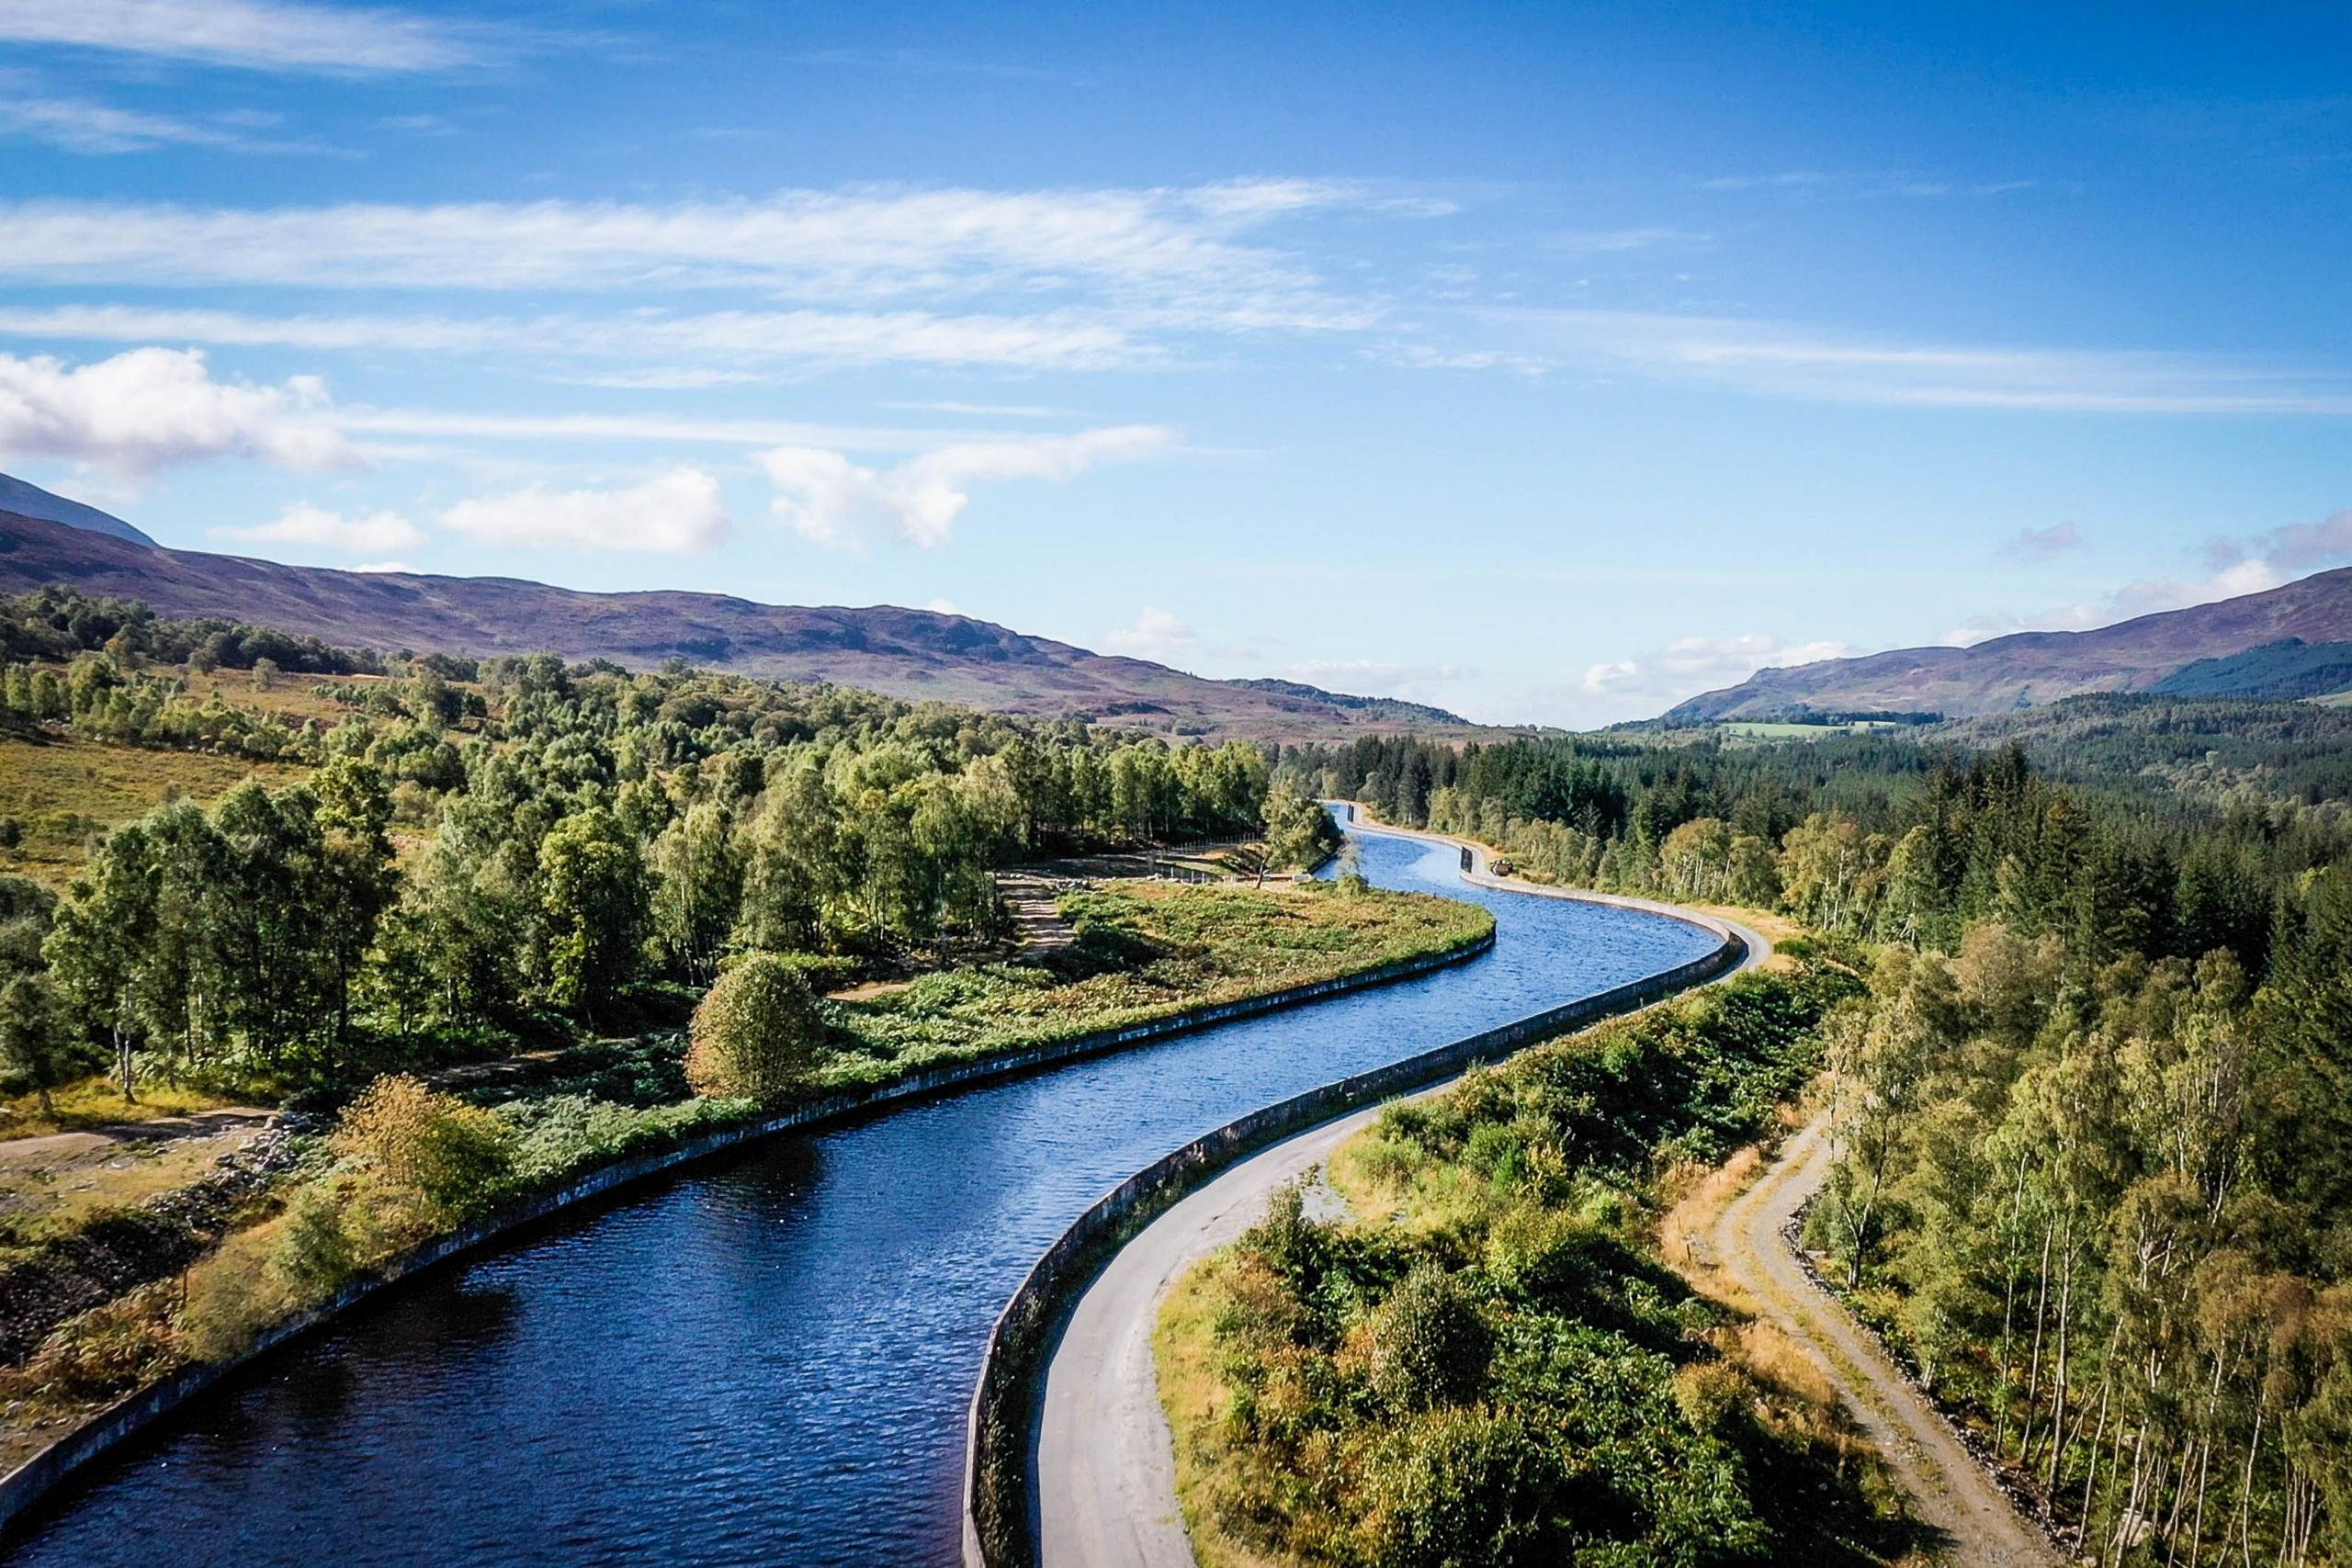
[1226,676,1470,727]
[0,473,154,547]
[0,507,1502,743]
[1662,568,2352,722]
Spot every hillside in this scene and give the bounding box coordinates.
[0,510,1500,743]
[1662,566,2352,722]
[0,474,155,547]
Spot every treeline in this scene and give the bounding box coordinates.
[1286,709,2352,1561]
[0,652,1282,1103]
[2,585,395,677]
[2,655,318,761]
[1282,720,2351,984]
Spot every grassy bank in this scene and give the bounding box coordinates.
[0,877,1487,1480]
[1155,960,1926,1568]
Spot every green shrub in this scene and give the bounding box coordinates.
[684,953,827,1100]
[1363,1264,1493,1414]
[1354,1407,1564,1568]
[331,1073,514,1215]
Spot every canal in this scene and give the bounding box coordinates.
[10,821,1720,1567]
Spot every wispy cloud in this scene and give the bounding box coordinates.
[1995,522,2085,563]
[1552,226,1711,254]
[1102,606,1198,662]
[0,301,1148,372]
[2208,507,2352,573]
[1942,558,2290,645]
[0,0,496,73]
[1698,170,2037,198]
[1489,309,2352,414]
[758,425,1173,548]
[441,468,732,553]
[0,182,1392,307]
[0,346,352,475]
[0,75,327,153]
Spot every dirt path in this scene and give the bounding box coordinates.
[0,1107,275,1172]
[1709,1114,2058,1566]
[998,873,1079,954]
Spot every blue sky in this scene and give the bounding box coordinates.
[1,0,2347,725]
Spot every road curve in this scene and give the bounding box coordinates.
[1034,818,1770,1568]
[1711,1115,2059,1566]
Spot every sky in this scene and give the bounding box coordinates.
[0,0,2348,727]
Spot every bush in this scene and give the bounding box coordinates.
[331,1074,514,1215]
[1354,1407,1564,1568]
[269,1183,358,1300]
[1363,1264,1493,1414]
[684,953,826,1100]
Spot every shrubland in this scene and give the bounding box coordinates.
[1159,963,1921,1568]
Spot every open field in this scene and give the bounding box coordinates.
[1713,719,1903,739]
[0,732,309,886]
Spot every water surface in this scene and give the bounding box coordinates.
[11,825,1717,1567]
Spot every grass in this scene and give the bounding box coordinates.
[1157,1253,1290,1568]
[0,1076,242,1139]
[0,731,308,885]
[1153,964,1911,1568]
[1715,720,1901,739]
[826,881,1492,1084]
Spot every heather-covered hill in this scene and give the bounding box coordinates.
[0,510,1498,743]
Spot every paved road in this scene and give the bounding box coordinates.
[1711,1115,2059,1566]
[1033,819,1769,1568]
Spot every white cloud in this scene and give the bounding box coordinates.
[0,0,490,72]
[1582,633,1856,705]
[352,559,414,573]
[0,346,351,474]
[1995,521,2084,562]
[923,597,962,615]
[440,468,731,554]
[1282,659,1472,702]
[214,501,424,554]
[757,425,1172,548]
[1553,226,1711,254]
[1102,607,1198,662]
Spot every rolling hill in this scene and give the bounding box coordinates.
[0,508,1494,743]
[1662,567,2352,723]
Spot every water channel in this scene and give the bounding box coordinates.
[11,823,1719,1567]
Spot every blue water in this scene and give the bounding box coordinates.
[7,825,1717,1567]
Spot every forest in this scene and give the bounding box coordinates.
[0,588,1326,1108]
[1277,711,2352,1564]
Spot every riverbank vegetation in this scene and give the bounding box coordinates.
[1283,708,2352,1562]
[1158,961,1927,1568]
[2,585,1290,1119]
[0,873,1486,1474]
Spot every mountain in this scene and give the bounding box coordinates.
[1226,677,1471,728]
[2147,637,2352,701]
[0,509,1502,743]
[1661,568,2352,723]
[0,473,155,547]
